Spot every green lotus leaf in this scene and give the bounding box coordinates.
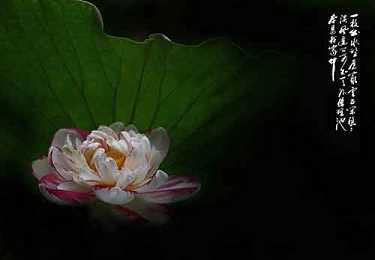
[0,0,298,200]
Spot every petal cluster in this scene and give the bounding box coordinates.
[32,122,200,224]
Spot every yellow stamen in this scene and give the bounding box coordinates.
[84,148,98,172]
[106,147,126,169]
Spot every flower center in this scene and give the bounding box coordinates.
[84,145,126,172]
[106,147,126,169]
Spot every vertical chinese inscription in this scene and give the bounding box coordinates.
[328,13,359,132]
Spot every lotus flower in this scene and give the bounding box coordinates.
[32,122,200,224]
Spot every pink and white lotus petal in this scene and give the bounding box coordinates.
[97,125,118,139]
[95,187,134,205]
[114,198,170,225]
[135,170,169,192]
[39,185,94,205]
[143,128,170,180]
[38,174,93,205]
[148,127,169,150]
[51,128,88,149]
[32,157,52,180]
[135,171,200,204]
[70,128,90,140]
[49,147,75,181]
[109,121,125,134]
[123,124,139,134]
[32,157,65,186]
[39,173,63,187]
[148,127,170,161]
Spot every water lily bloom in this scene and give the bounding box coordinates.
[32,122,200,224]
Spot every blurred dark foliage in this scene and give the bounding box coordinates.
[0,0,372,259]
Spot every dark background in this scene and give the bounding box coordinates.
[0,0,372,259]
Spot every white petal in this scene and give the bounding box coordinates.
[124,124,138,133]
[136,170,168,192]
[39,182,93,205]
[39,173,63,188]
[82,142,101,154]
[87,131,106,141]
[146,137,169,179]
[125,161,150,187]
[116,169,135,189]
[144,130,168,179]
[125,135,150,165]
[107,138,126,154]
[141,135,152,153]
[97,126,118,139]
[75,137,82,148]
[51,129,84,149]
[77,168,101,183]
[39,184,70,205]
[57,182,91,192]
[124,146,147,171]
[87,131,109,149]
[135,175,200,204]
[32,157,51,180]
[119,131,131,142]
[66,134,73,148]
[145,149,163,179]
[109,121,125,134]
[95,187,134,205]
[93,149,117,184]
[118,139,130,155]
[148,127,169,161]
[50,147,74,181]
